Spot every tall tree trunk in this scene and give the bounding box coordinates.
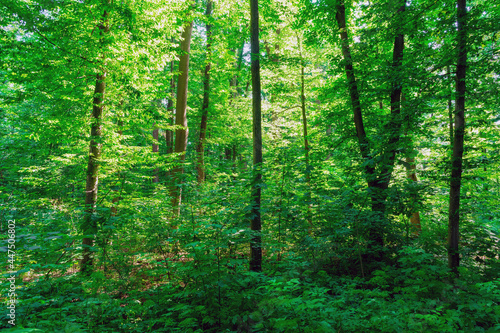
[297,35,312,234]
[335,0,405,256]
[405,156,422,234]
[228,42,245,173]
[196,0,213,184]
[371,0,406,247]
[170,20,193,220]
[165,60,175,155]
[81,5,109,274]
[153,120,159,183]
[110,120,123,217]
[250,0,263,272]
[232,144,237,169]
[401,95,421,236]
[448,0,467,274]
[335,2,375,184]
[104,120,123,272]
[335,1,379,250]
[447,65,454,146]
[379,0,405,189]
[229,42,245,105]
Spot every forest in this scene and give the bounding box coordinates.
[0,0,499,331]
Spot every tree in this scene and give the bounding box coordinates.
[297,34,313,233]
[404,155,422,235]
[166,59,176,155]
[81,1,110,274]
[153,114,160,183]
[171,17,194,218]
[334,0,406,258]
[196,0,213,184]
[250,0,263,272]
[448,0,468,274]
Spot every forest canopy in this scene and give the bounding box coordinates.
[0,0,499,332]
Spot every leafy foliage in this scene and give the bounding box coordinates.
[1,0,499,331]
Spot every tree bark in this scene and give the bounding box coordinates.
[378,1,405,190]
[165,60,175,155]
[196,0,213,184]
[401,94,421,236]
[300,65,309,184]
[111,120,123,217]
[405,156,422,234]
[370,0,406,248]
[250,0,263,272]
[335,1,380,250]
[335,0,405,256]
[229,41,245,104]
[298,35,312,234]
[153,121,159,183]
[448,0,467,274]
[447,65,454,146]
[335,2,375,185]
[171,20,193,220]
[81,5,109,274]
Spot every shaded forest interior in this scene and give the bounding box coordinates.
[1,0,499,332]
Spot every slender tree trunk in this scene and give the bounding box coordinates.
[104,120,123,272]
[224,148,231,160]
[153,122,159,183]
[81,6,109,274]
[380,0,405,188]
[448,0,467,274]
[300,68,309,180]
[111,120,123,217]
[297,35,312,234]
[229,42,245,105]
[228,42,245,172]
[232,144,237,169]
[170,20,193,220]
[370,0,406,247]
[250,0,263,272]
[447,65,454,146]
[405,156,422,234]
[197,0,213,184]
[335,0,405,256]
[165,60,175,155]
[335,1,379,250]
[401,94,421,236]
[335,2,375,184]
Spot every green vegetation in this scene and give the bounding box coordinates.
[1,0,499,331]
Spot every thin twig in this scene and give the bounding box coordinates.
[33,28,97,65]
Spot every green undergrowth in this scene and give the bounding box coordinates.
[2,246,499,333]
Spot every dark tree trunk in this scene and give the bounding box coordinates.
[401,94,421,236]
[153,122,159,183]
[196,0,213,184]
[171,20,193,219]
[111,120,123,217]
[405,156,422,234]
[335,1,379,249]
[448,0,467,274]
[335,2,375,184]
[370,0,406,249]
[335,0,405,256]
[224,148,231,160]
[378,0,405,189]
[250,0,263,272]
[81,5,109,274]
[232,144,237,169]
[165,60,175,155]
[229,41,245,104]
[447,65,454,146]
[298,35,312,233]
